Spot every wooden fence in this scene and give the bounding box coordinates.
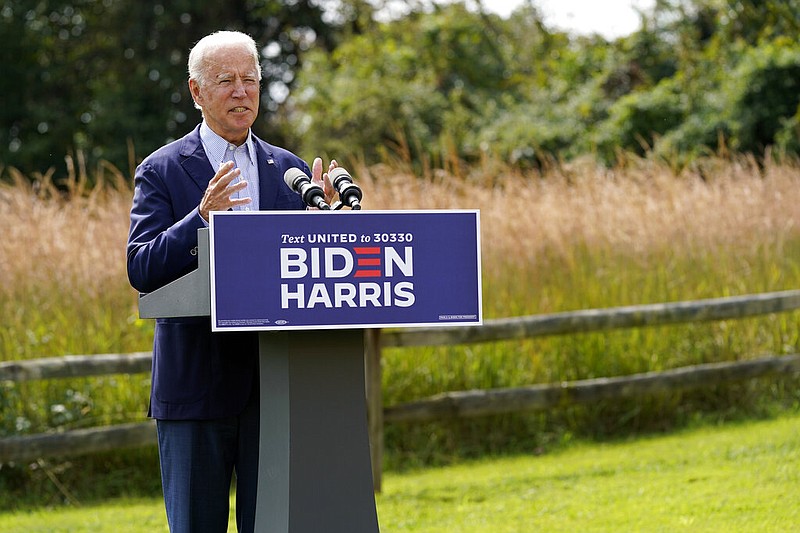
[2,290,800,491]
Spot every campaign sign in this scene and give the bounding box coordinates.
[209,210,481,331]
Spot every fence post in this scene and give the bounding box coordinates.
[364,328,383,493]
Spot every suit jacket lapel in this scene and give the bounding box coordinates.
[179,125,214,194]
[176,127,289,209]
[255,137,281,210]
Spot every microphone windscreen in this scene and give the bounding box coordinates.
[283,167,307,189]
[329,167,352,187]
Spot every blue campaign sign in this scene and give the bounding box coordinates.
[209,210,482,331]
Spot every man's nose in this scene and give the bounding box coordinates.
[231,78,246,97]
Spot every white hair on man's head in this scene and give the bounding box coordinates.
[187,30,262,87]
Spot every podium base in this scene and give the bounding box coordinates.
[255,329,380,533]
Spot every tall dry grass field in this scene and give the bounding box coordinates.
[1,153,800,465]
[356,154,800,461]
[361,154,800,297]
[0,160,149,442]
[0,162,145,356]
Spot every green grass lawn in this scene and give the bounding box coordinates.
[378,413,800,532]
[2,411,798,532]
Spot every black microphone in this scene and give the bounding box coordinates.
[283,168,331,210]
[329,167,363,210]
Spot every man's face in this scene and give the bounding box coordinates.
[189,44,260,145]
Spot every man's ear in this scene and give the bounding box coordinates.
[189,78,203,108]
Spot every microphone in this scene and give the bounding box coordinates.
[283,168,331,210]
[329,167,363,210]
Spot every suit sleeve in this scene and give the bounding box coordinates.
[126,160,205,294]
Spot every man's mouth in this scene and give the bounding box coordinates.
[231,107,248,113]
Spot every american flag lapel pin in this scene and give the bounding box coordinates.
[267,158,274,165]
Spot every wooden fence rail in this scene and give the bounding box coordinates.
[0,352,152,383]
[384,354,800,422]
[2,290,800,488]
[0,422,157,464]
[380,289,800,347]
[4,290,800,384]
[2,355,798,465]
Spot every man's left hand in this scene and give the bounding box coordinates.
[312,157,337,206]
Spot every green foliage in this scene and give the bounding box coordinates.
[287,0,800,168]
[594,79,686,161]
[650,38,800,161]
[472,98,584,167]
[6,0,800,175]
[288,3,530,166]
[0,0,335,177]
[723,40,800,153]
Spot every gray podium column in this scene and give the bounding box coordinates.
[256,329,379,532]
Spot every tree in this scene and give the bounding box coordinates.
[286,2,545,166]
[0,0,336,179]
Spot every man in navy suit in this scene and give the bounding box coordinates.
[126,30,336,532]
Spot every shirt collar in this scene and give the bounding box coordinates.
[199,121,256,168]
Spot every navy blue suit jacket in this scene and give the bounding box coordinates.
[127,124,306,420]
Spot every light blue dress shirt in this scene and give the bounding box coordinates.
[199,121,260,212]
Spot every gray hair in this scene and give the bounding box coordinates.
[188,30,262,87]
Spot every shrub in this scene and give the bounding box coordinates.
[722,40,800,154]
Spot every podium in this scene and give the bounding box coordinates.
[139,228,378,532]
[139,210,482,533]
